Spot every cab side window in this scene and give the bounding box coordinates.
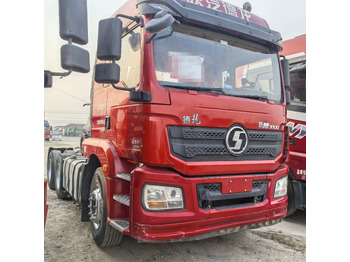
[116,27,141,88]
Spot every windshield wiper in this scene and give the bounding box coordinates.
[162,83,224,94]
[231,94,269,101]
[162,83,269,101]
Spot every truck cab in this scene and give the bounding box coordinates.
[48,0,290,247]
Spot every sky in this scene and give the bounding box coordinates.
[44,0,306,127]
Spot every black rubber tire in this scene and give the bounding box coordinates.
[287,178,297,216]
[80,135,84,151]
[55,153,72,200]
[89,168,123,247]
[47,150,60,190]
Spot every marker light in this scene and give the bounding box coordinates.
[143,184,184,211]
[243,2,252,12]
[274,176,288,198]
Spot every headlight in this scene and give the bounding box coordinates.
[142,184,184,211]
[274,176,288,198]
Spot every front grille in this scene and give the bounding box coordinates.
[252,180,264,189]
[204,183,221,192]
[197,180,268,210]
[168,126,283,162]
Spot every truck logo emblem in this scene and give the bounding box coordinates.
[258,122,280,130]
[183,113,201,125]
[225,125,248,156]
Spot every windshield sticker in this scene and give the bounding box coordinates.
[182,0,251,21]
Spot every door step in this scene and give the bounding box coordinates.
[109,219,129,233]
[113,195,130,206]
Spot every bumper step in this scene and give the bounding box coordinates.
[109,219,129,233]
[116,173,130,181]
[113,195,130,206]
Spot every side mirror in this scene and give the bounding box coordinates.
[95,18,123,84]
[145,10,175,34]
[44,71,53,88]
[59,0,88,45]
[281,58,290,89]
[129,32,141,52]
[58,0,90,73]
[286,90,291,105]
[61,44,90,73]
[97,18,123,61]
[95,63,120,84]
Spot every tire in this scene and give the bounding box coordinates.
[47,150,60,190]
[287,178,297,216]
[80,135,84,151]
[89,168,123,247]
[55,152,73,200]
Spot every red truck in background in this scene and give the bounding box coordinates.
[44,120,51,141]
[47,0,291,247]
[281,35,306,215]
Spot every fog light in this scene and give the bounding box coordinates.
[274,176,288,198]
[143,184,184,211]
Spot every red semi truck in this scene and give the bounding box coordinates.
[281,35,306,215]
[47,0,291,247]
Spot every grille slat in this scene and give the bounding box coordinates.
[183,130,226,139]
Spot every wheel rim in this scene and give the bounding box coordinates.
[89,185,103,230]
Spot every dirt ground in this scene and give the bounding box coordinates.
[44,138,306,262]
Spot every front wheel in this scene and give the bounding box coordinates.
[89,168,123,247]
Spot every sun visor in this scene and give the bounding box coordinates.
[136,0,282,51]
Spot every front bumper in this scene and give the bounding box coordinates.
[133,210,284,243]
[130,164,288,242]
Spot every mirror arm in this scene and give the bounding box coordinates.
[111,82,135,92]
[145,33,157,44]
[115,14,144,27]
[45,69,72,78]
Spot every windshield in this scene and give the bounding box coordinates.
[153,24,283,102]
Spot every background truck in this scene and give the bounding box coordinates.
[281,35,306,215]
[47,0,291,247]
[44,120,51,141]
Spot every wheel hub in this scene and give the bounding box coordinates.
[89,187,103,230]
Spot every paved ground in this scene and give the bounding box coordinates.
[44,136,306,262]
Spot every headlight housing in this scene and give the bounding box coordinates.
[142,184,184,211]
[274,176,288,198]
